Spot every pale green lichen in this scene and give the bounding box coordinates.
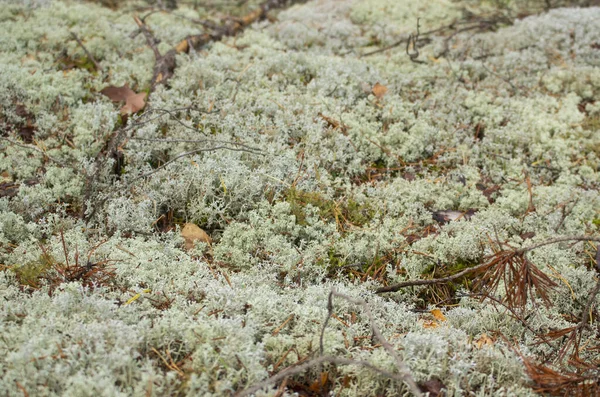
[1,0,599,395]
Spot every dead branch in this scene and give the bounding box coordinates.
[131,145,264,182]
[377,235,600,294]
[361,15,509,58]
[133,15,177,92]
[235,355,413,397]
[82,0,302,220]
[460,292,555,348]
[0,136,67,167]
[323,290,422,396]
[70,32,101,71]
[237,289,423,397]
[136,0,307,91]
[376,261,490,293]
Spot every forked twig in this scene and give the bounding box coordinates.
[235,356,414,397]
[237,289,423,396]
[0,136,67,167]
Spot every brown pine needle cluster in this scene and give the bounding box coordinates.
[474,245,558,311]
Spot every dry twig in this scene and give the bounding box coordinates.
[238,289,422,396]
[70,32,101,71]
[377,235,600,296]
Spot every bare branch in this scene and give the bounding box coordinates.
[325,290,422,396]
[131,146,264,182]
[406,18,426,64]
[0,136,67,167]
[378,235,600,294]
[238,289,422,397]
[235,355,412,397]
[70,32,101,71]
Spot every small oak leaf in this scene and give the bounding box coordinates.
[100,84,135,102]
[372,82,388,98]
[120,92,147,115]
[100,84,146,114]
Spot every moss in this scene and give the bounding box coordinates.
[12,251,55,289]
[582,114,600,132]
[417,259,480,307]
[284,187,375,231]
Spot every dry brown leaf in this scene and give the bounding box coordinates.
[430,308,447,322]
[100,84,135,102]
[423,320,439,329]
[175,39,189,53]
[372,82,388,98]
[474,333,494,349]
[181,223,212,250]
[120,92,147,115]
[432,209,477,224]
[100,84,146,115]
[418,378,446,397]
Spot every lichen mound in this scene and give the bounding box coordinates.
[1,0,599,396]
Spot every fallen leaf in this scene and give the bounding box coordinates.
[419,378,446,397]
[175,39,189,53]
[119,92,147,115]
[432,209,477,224]
[474,333,494,349]
[430,308,447,322]
[309,372,329,393]
[100,84,135,102]
[476,183,501,203]
[423,320,439,329]
[372,82,388,98]
[520,232,536,241]
[100,84,146,114]
[181,223,212,250]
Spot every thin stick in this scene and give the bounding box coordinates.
[517,236,600,254]
[70,32,101,71]
[327,290,422,396]
[0,137,67,167]
[235,356,414,397]
[132,146,263,181]
[376,261,490,293]
[130,136,262,153]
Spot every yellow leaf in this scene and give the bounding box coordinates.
[125,293,141,305]
[430,308,446,321]
[175,39,189,53]
[423,320,439,329]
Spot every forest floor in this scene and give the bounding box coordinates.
[1,0,600,396]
